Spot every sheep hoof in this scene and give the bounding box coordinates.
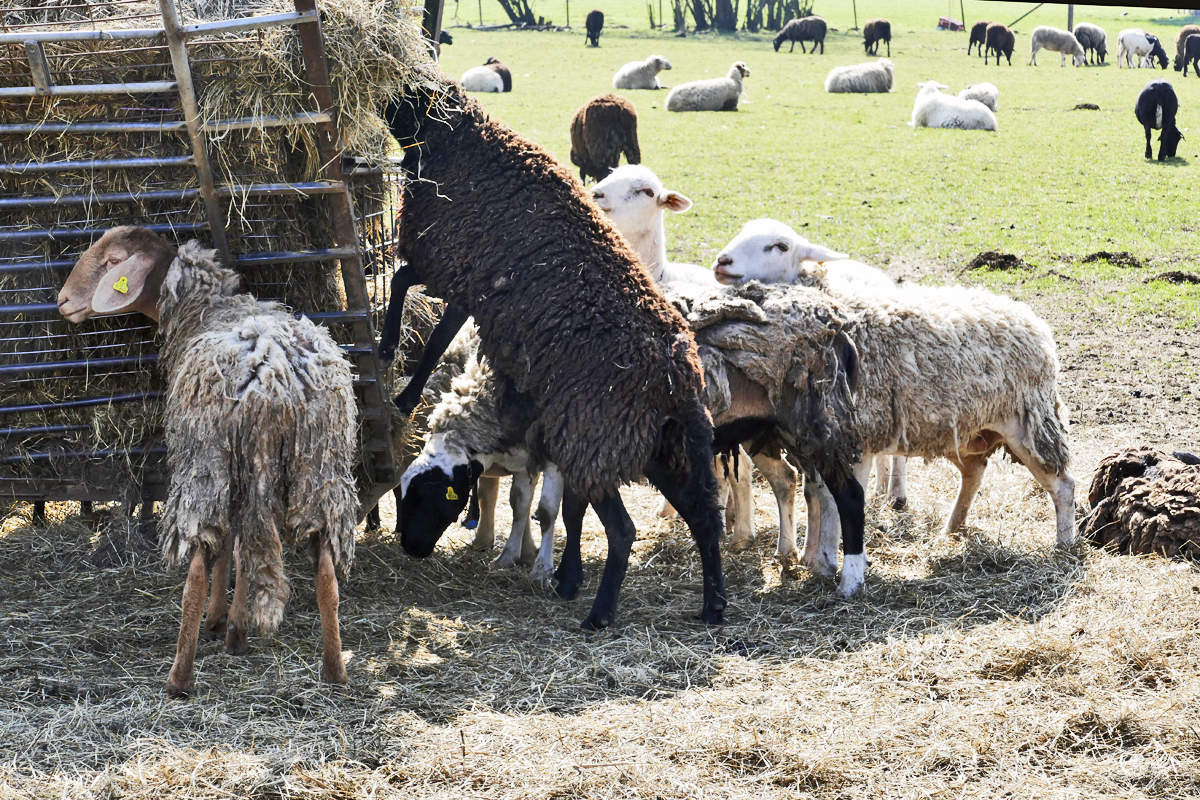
[322,663,349,685]
[200,616,227,640]
[801,553,837,577]
[529,560,554,582]
[889,496,908,511]
[835,553,868,598]
[553,577,582,601]
[581,612,613,631]
[727,535,755,553]
[165,677,194,699]
[469,534,495,551]
[225,624,248,656]
[494,551,519,568]
[699,606,725,626]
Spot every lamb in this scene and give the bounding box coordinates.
[1079,446,1200,559]
[825,58,894,94]
[713,219,1076,592]
[461,64,503,93]
[613,54,673,90]
[863,18,891,57]
[774,15,826,53]
[957,82,999,112]
[484,56,512,92]
[585,8,603,46]
[1134,79,1183,161]
[666,61,751,112]
[909,81,998,131]
[58,227,358,696]
[569,93,641,184]
[968,21,991,57]
[1118,29,1169,69]
[1174,25,1200,71]
[1073,22,1108,65]
[985,23,1015,66]
[1180,33,1200,77]
[1029,25,1086,67]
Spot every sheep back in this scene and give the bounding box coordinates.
[485,57,512,92]
[569,93,641,183]
[824,59,894,93]
[1176,24,1200,69]
[863,18,891,53]
[986,23,1015,61]
[774,15,826,51]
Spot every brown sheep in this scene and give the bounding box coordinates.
[985,22,1016,66]
[569,93,641,184]
[774,15,826,53]
[1080,446,1200,559]
[863,18,891,57]
[969,20,991,57]
[485,56,512,92]
[1175,24,1200,71]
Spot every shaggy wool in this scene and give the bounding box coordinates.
[569,93,641,184]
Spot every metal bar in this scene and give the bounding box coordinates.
[24,39,53,94]
[0,259,75,273]
[0,155,194,173]
[181,9,318,37]
[302,310,370,322]
[0,423,91,437]
[0,302,58,313]
[234,246,356,265]
[0,390,163,415]
[0,187,199,207]
[0,119,186,134]
[0,19,161,38]
[215,180,342,197]
[200,110,331,132]
[158,0,231,263]
[0,221,206,241]
[1,446,166,465]
[0,354,157,376]
[0,80,176,97]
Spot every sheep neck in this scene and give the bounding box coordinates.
[622,216,668,283]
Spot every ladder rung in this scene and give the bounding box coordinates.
[0,120,186,135]
[0,27,164,44]
[0,222,207,242]
[235,247,357,265]
[301,310,371,322]
[0,354,158,377]
[0,80,177,99]
[182,9,319,37]
[0,303,57,315]
[0,187,199,208]
[201,111,332,133]
[215,180,344,197]
[0,156,194,174]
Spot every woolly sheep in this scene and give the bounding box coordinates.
[585,8,603,46]
[774,16,826,53]
[613,54,672,90]
[58,228,358,696]
[1181,34,1200,77]
[666,61,751,112]
[985,23,1015,66]
[825,58,894,94]
[968,21,991,57]
[1029,25,1086,67]
[1073,22,1108,65]
[1174,25,1200,71]
[484,56,512,92]
[1118,29,1168,69]
[461,64,503,93]
[863,18,891,57]
[713,219,1076,594]
[957,82,999,112]
[569,93,641,184]
[909,81,998,131]
[1135,79,1183,161]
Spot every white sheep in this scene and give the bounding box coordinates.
[824,58,894,93]
[1117,29,1169,69]
[1029,25,1087,67]
[714,219,1076,595]
[957,82,999,112]
[666,61,751,112]
[613,55,673,89]
[461,65,504,93]
[909,81,998,131]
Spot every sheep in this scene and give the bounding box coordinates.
[968,21,991,57]
[665,61,751,112]
[957,82,999,112]
[1029,26,1086,67]
[461,64,503,93]
[824,58,894,94]
[1073,22,1108,65]
[774,15,826,53]
[909,81,998,131]
[1181,33,1200,77]
[485,56,512,92]
[1118,29,1168,69]
[585,8,603,46]
[58,227,358,696]
[1135,79,1183,161]
[863,18,891,57]
[380,76,735,631]
[1174,24,1200,71]
[1079,446,1200,559]
[985,23,1015,66]
[713,219,1076,591]
[613,54,673,90]
[569,93,641,184]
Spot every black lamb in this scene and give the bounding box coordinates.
[863,18,891,57]
[1135,79,1183,161]
[968,21,990,57]
[1182,33,1200,77]
[585,9,603,46]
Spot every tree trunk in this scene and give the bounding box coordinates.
[690,0,709,30]
[714,0,735,31]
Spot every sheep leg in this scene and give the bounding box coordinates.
[166,544,211,698]
[887,457,908,510]
[994,431,1077,546]
[392,304,469,416]
[751,452,797,561]
[941,453,989,535]
[315,536,348,684]
[1144,125,1153,160]
[225,538,249,656]
[726,448,756,552]
[657,498,679,518]
[470,475,500,550]
[531,465,564,581]
[552,486,588,601]
[871,455,890,497]
[800,474,840,576]
[496,473,536,567]
[581,493,639,631]
[886,39,890,57]
[377,263,421,362]
[825,469,867,598]
[712,455,734,535]
[200,531,231,638]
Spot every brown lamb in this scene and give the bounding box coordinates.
[969,20,991,57]
[986,23,1016,66]
[1175,25,1200,71]
[569,92,641,184]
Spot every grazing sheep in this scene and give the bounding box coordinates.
[585,8,603,46]
[461,64,503,93]
[666,61,751,112]
[569,93,641,184]
[58,228,358,696]
[863,18,891,57]
[968,21,991,57]
[985,23,1015,66]
[713,219,1076,589]
[774,15,826,54]
[1135,79,1183,161]
[1073,22,1108,65]
[613,54,673,90]
[825,58,894,94]
[958,82,999,112]
[1118,29,1169,69]
[1080,446,1200,558]
[1175,24,1200,71]
[909,81,998,131]
[1181,33,1200,77]
[484,56,512,92]
[1029,26,1086,67]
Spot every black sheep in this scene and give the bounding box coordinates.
[985,23,1015,66]
[585,9,603,46]
[863,18,891,57]
[1182,33,1200,77]
[773,15,826,54]
[1134,79,1183,161]
[569,93,641,183]
[968,20,990,57]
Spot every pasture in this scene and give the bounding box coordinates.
[4,1,1200,798]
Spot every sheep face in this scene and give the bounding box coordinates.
[651,55,673,72]
[591,165,691,232]
[916,80,949,96]
[399,436,482,557]
[1073,51,1086,67]
[58,225,175,323]
[713,219,846,285]
[732,61,751,78]
[1161,126,1184,160]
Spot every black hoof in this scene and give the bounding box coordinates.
[581,612,612,631]
[200,617,227,640]
[700,607,725,626]
[553,578,581,601]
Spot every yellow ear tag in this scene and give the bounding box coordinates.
[112,275,129,294]
[445,486,458,501]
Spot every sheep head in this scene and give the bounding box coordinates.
[730,61,751,79]
[591,165,692,233]
[713,219,846,286]
[650,54,673,71]
[58,226,175,323]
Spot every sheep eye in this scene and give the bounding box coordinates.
[640,188,655,197]
[769,242,789,253]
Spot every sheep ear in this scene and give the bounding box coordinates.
[795,240,848,264]
[90,252,168,319]
[659,191,692,213]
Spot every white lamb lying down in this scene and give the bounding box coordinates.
[824,58,895,93]
[909,81,998,131]
[613,54,673,89]
[461,65,503,93]
[957,82,999,112]
[666,61,751,112]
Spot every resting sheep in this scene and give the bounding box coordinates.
[613,55,672,90]
[666,61,751,112]
[985,23,1015,66]
[909,81,998,131]
[461,64,503,93]
[585,8,603,46]
[1175,25,1200,71]
[1118,29,1169,69]
[569,93,641,184]
[1135,79,1183,161]
[484,56,512,92]
[968,21,991,57]
[1073,22,1108,65]
[774,16,826,54]
[1181,34,1200,77]
[825,58,894,94]
[957,82,999,112]
[1029,26,1086,67]
[863,18,891,57]
[58,227,358,696]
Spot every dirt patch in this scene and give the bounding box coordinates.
[1082,251,1145,269]
[1146,271,1200,285]
[1074,103,1100,111]
[966,251,1031,271]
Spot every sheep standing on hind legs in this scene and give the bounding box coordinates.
[58,228,358,695]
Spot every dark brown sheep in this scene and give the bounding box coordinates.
[863,18,891,57]
[968,20,990,57]
[1174,24,1200,71]
[1080,446,1200,559]
[985,22,1015,66]
[569,93,640,184]
[1181,33,1200,77]
[485,56,512,92]
[585,8,603,46]
[774,15,826,54]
